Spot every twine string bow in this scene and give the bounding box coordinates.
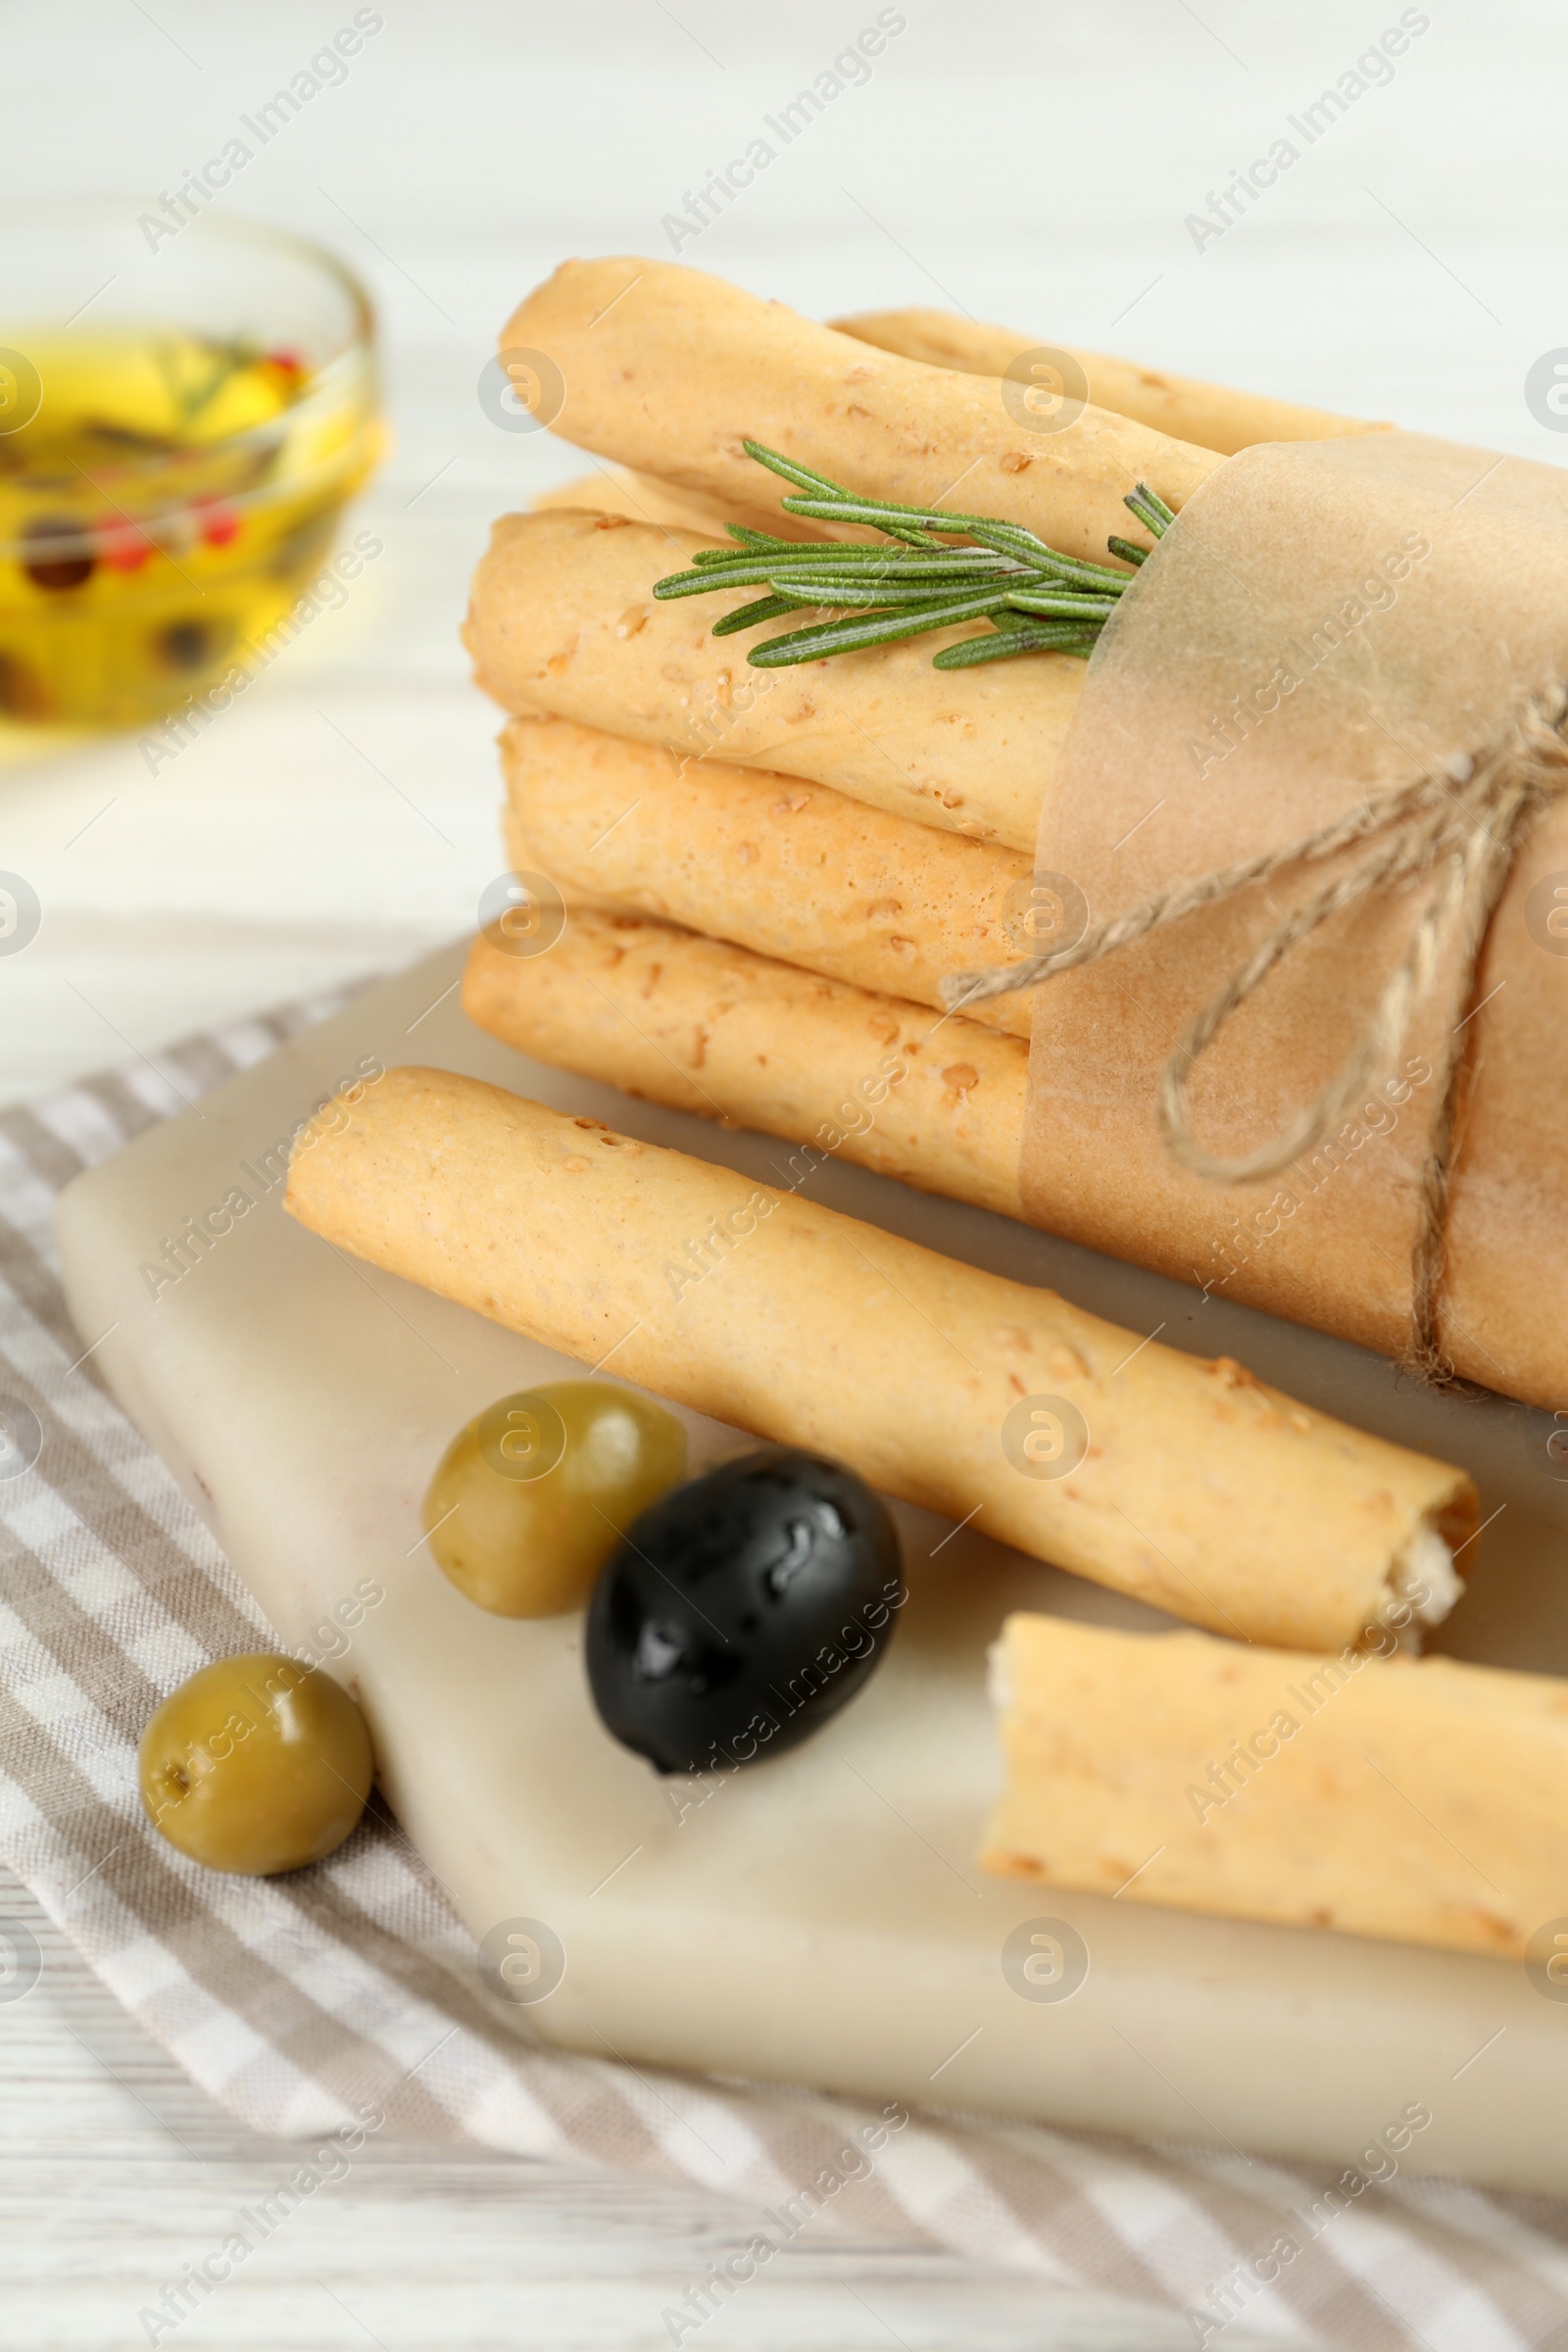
[944,686,1568,1382]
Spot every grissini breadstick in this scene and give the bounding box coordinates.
[983,1615,1562,1959]
[498,713,1034,1038]
[462,912,1029,1218]
[500,257,1224,567]
[284,1066,1478,1651]
[831,308,1386,458]
[463,509,1075,850]
[463,909,1538,1406]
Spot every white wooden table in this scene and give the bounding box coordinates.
[1,5,1560,2342]
[9,1867,1159,2352]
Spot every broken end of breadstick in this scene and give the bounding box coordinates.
[1390,1517,1465,1635]
[981,1613,1555,1958]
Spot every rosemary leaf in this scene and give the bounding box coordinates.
[1139,481,1179,528]
[720,544,1014,571]
[740,439,854,500]
[932,624,1099,669]
[766,578,1016,609]
[1004,589,1122,619]
[748,587,1017,666]
[710,592,802,636]
[655,553,926,594]
[777,494,971,545]
[656,547,1030,599]
[744,442,947,547]
[722,523,796,550]
[956,524,1132,587]
[653,562,812,599]
[692,542,797,566]
[1121,480,1176,539]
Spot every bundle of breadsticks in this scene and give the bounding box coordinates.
[459,259,1393,1278]
[461,259,1568,1410]
[285,258,1568,1963]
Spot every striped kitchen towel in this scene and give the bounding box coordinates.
[3,988,1568,2352]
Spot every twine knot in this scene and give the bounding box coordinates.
[945,686,1568,1385]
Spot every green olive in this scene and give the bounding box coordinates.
[422,1380,687,1617]
[138,1653,373,1876]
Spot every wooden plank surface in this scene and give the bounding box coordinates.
[0,1869,1219,2351]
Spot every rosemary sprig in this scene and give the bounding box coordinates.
[651,440,1174,669]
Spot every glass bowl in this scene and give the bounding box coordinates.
[0,199,382,728]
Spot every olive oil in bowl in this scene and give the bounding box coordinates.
[0,205,381,729]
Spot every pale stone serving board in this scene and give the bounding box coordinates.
[54,943,1568,2194]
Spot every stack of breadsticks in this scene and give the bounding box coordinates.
[460,257,1384,1226]
[290,261,1568,1965]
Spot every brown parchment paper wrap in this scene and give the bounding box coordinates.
[1021,431,1568,1408]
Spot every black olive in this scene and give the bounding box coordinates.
[22,515,94,592]
[585,1446,906,1775]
